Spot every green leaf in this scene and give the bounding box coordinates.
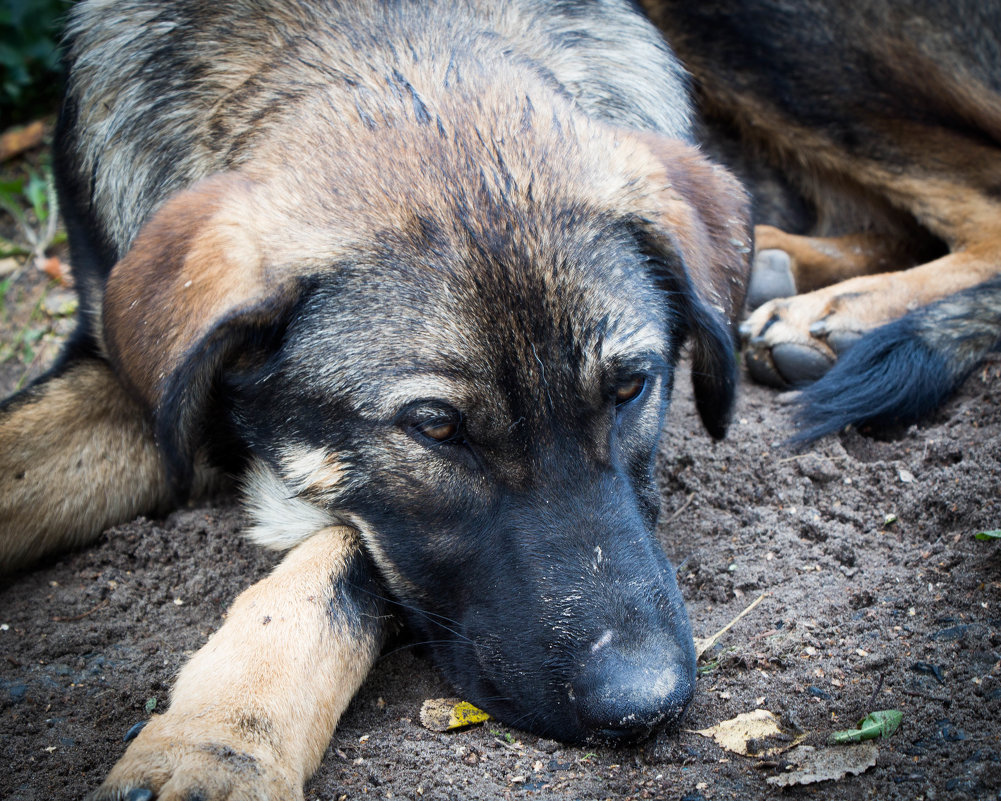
[697,658,720,676]
[0,179,25,201]
[25,171,49,224]
[144,697,157,714]
[830,710,902,744]
[976,530,1001,541]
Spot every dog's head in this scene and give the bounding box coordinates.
[102,106,749,743]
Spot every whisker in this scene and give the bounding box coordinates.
[379,639,477,660]
[345,581,473,642]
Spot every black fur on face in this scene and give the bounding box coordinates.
[226,205,697,743]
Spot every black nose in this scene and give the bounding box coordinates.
[571,644,695,743]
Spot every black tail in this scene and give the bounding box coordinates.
[793,276,1001,443]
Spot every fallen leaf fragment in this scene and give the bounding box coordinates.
[691,709,783,756]
[976,530,1001,541]
[0,120,46,162]
[766,742,878,787]
[694,591,768,660]
[42,288,78,318]
[830,710,902,744]
[38,256,70,286]
[419,698,491,732]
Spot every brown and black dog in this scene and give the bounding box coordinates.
[0,1,750,798]
[642,0,1001,440]
[4,1,1000,798]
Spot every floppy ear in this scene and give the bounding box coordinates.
[629,136,752,439]
[103,173,307,492]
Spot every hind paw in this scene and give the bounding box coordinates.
[740,282,871,387]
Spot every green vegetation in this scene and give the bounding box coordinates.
[829,710,903,744]
[1,0,73,125]
[0,165,64,260]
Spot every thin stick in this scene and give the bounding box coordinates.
[665,492,696,524]
[694,592,769,660]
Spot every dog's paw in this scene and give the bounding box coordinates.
[739,281,868,388]
[745,248,798,310]
[86,715,301,801]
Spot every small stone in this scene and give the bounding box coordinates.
[796,454,839,483]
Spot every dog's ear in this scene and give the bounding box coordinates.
[628,136,751,439]
[103,173,306,492]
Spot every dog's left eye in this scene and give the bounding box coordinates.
[419,419,459,441]
[614,375,646,406]
[402,404,465,445]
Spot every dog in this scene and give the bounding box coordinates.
[642,0,1001,441]
[0,1,751,798]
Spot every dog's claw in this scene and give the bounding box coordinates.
[123,720,147,743]
[808,319,829,337]
[740,268,878,388]
[126,790,154,801]
[745,336,835,388]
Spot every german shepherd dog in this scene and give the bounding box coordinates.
[7,0,997,797]
[0,1,751,798]
[641,0,1001,441]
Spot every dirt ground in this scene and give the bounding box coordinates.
[1,263,1000,801]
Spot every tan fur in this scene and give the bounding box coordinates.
[91,527,385,801]
[102,174,269,409]
[634,135,752,320]
[279,446,347,499]
[0,361,170,570]
[753,226,918,294]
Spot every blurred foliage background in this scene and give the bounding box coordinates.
[0,1,74,390]
[1,0,73,126]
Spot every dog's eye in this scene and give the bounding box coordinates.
[403,404,464,445]
[615,375,646,406]
[418,419,459,442]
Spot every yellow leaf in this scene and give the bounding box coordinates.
[419,698,491,732]
[691,709,783,756]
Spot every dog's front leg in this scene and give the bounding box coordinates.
[89,526,387,801]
